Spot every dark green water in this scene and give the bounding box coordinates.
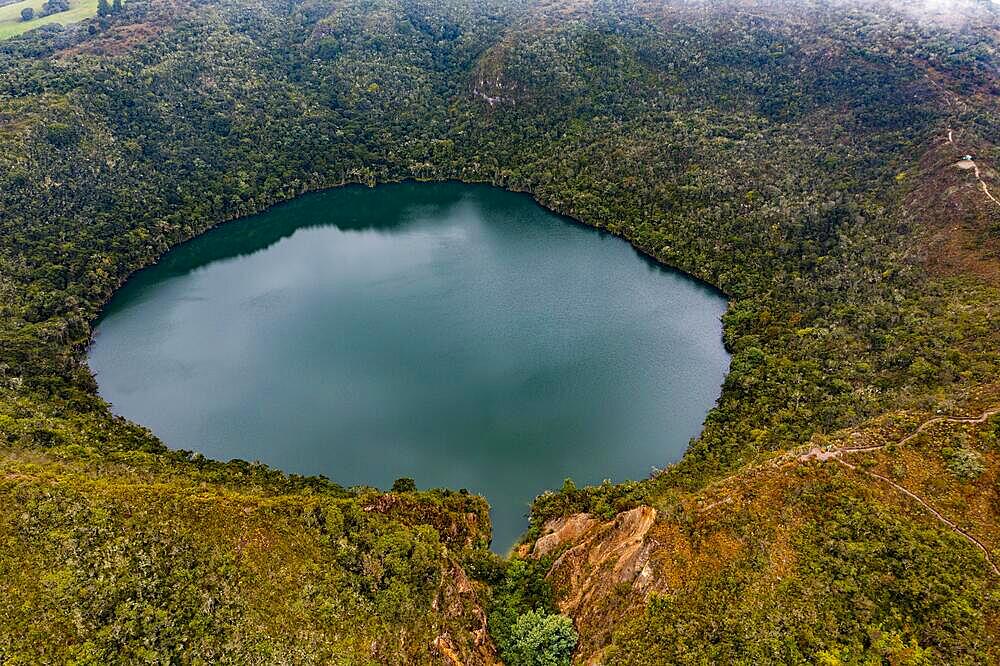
[90,182,729,550]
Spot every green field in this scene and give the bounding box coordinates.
[0,0,98,39]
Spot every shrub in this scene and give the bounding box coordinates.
[504,610,577,666]
[985,415,1000,450]
[391,477,417,493]
[20,7,34,21]
[945,447,985,481]
[39,0,69,16]
[488,557,562,661]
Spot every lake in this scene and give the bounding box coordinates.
[89,182,730,550]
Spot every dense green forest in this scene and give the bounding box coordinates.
[0,0,998,663]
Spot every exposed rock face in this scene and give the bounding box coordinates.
[433,633,465,665]
[524,397,1000,663]
[532,513,601,559]
[529,506,662,661]
[539,507,659,613]
[432,560,500,665]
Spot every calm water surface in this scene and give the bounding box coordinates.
[90,183,729,549]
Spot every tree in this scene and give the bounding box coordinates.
[946,447,985,481]
[39,0,69,15]
[112,0,123,13]
[97,0,111,17]
[20,7,34,21]
[391,477,416,493]
[504,610,577,666]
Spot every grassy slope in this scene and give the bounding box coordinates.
[482,1,1000,662]
[530,387,1000,663]
[0,442,497,663]
[0,0,98,40]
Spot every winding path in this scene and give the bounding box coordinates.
[799,406,1000,576]
[930,74,999,210]
[832,456,999,576]
[946,128,1000,210]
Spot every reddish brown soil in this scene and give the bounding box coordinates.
[58,21,162,58]
[905,128,1000,284]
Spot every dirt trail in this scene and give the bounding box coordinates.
[842,407,1000,452]
[932,77,999,210]
[832,455,999,576]
[979,174,1000,208]
[797,406,1000,576]
[947,127,1000,210]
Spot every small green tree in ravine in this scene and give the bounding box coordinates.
[487,558,577,665]
[20,7,34,21]
[504,610,577,666]
[97,0,111,17]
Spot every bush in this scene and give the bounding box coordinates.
[945,447,985,481]
[391,477,417,493]
[20,7,34,21]
[504,610,577,666]
[488,558,555,651]
[986,415,1000,450]
[39,0,69,16]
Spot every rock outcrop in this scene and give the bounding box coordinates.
[529,506,664,662]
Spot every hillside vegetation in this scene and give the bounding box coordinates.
[0,0,998,662]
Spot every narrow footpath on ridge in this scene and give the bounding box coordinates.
[947,127,1000,210]
[795,406,1000,576]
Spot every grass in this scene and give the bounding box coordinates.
[542,397,1000,663]
[0,444,496,663]
[0,0,98,40]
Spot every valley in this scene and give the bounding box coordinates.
[0,0,998,663]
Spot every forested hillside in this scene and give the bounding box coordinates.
[0,0,998,663]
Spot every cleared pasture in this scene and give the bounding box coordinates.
[0,0,98,40]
